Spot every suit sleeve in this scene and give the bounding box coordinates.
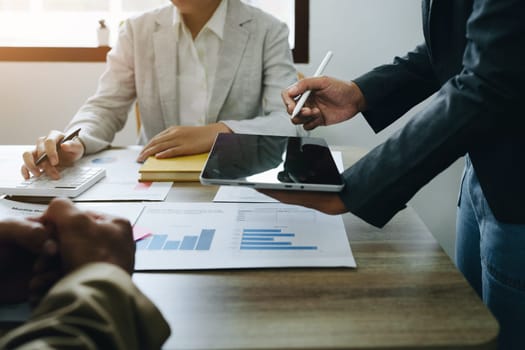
[0,263,170,350]
[339,0,525,227]
[353,44,441,132]
[66,20,138,155]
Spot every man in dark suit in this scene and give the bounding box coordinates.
[264,0,525,348]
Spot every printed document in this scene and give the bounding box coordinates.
[134,202,355,270]
[75,147,171,201]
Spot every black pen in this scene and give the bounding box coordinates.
[35,128,81,165]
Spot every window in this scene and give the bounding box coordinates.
[243,0,295,49]
[243,0,309,62]
[0,0,308,62]
[0,0,166,47]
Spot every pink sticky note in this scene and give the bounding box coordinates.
[135,182,152,190]
[133,225,153,241]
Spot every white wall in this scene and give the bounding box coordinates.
[0,63,136,147]
[0,0,461,259]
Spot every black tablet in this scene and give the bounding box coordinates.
[200,133,345,192]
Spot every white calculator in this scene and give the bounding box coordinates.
[0,167,106,198]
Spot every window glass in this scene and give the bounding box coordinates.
[0,0,30,11]
[0,0,293,47]
[0,0,165,46]
[243,0,294,48]
[122,0,166,12]
[42,0,109,12]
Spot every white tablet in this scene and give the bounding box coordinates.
[200,133,345,192]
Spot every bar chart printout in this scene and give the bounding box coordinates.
[134,202,356,270]
[240,229,317,250]
[137,229,215,251]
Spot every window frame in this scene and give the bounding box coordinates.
[292,0,308,63]
[0,0,309,63]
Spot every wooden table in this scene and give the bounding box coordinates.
[133,147,499,349]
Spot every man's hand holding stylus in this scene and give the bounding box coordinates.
[266,76,370,213]
[21,130,85,180]
[282,77,367,131]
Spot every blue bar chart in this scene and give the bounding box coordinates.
[133,202,355,270]
[136,229,215,251]
[240,228,318,250]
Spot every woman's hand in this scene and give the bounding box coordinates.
[137,123,231,162]
[21,130,85,180]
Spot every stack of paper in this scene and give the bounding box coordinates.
[138,153,209,182]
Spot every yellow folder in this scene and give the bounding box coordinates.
[138,153,209,182]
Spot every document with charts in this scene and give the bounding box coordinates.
[134,202,356,270]
[74,147,171,201]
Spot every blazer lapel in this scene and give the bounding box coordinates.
[422,0,435,58]
[207,0,251,123]
[153,8,179,130]
[421,0,433,55]
[428,0,435,27]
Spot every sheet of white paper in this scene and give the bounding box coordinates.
[0,146,32,187]
[212,151,345,203]
[0,198,47,217]
[332,151,345,172]
[213,186,278,203]
[134,202,355,270]
[76,202,145,226]
[0,198,144,226]
[75,147,171,201]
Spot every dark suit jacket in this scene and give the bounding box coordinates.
[341,0,525,227]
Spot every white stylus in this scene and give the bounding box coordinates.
[291,50,333,118]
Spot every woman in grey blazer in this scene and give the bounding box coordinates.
[22,0,303,179]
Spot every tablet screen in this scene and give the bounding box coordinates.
[200,133,344,192]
